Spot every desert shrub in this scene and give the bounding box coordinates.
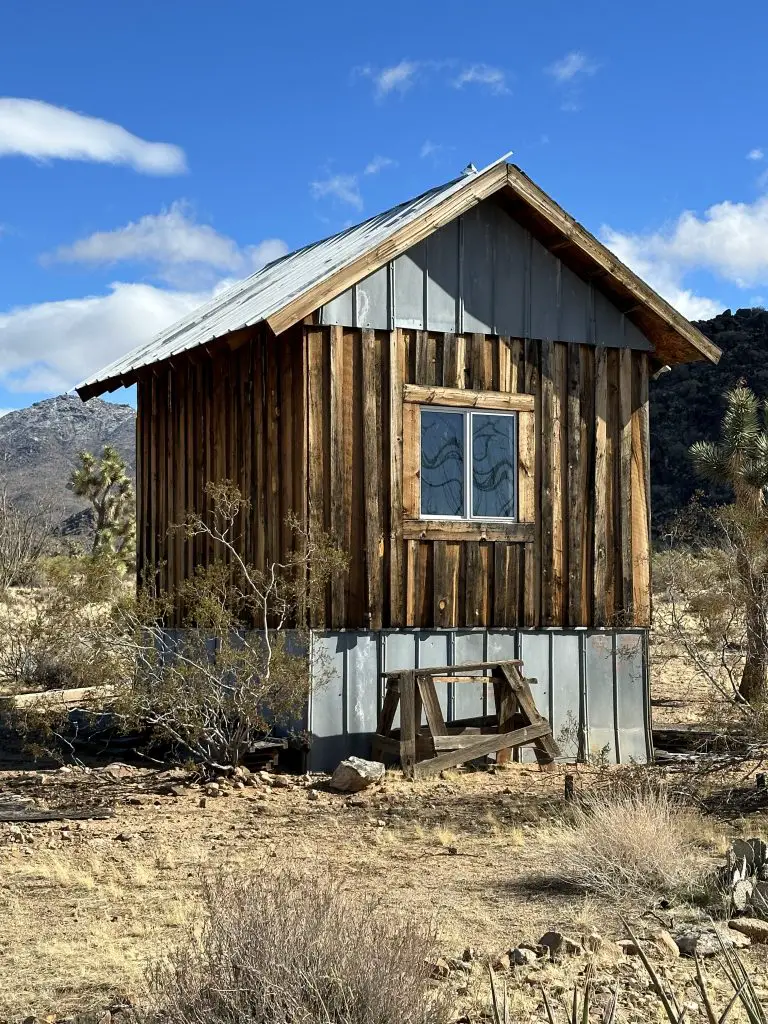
[0,553,128,691]
[108,482,348,768]
[142,866,450,1024]
[540,787,714,904]
[0,483,55,590]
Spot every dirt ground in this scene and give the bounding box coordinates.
[1,632,768,1024]
[0,754,765,1024]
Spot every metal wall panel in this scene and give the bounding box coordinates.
[321,201,654,352]
[307,628,651,772]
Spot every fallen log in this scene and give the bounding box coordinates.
[4,685,115,710]
[0,806,113,823]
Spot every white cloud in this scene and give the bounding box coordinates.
[601,226,721,320]
[606,194,768,294]
[310,173,363,210]
[420,139,446,160]
[546,51,598,83]
[0,281,216,394]
[43,203,287,284]
[366,60,420,99]
[603,190,768,319]
[453,64,509,95]
[748,148,765,161]
[0,98,186,175]
[364,155,397,175]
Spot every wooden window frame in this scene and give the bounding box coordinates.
[402,384,535,542]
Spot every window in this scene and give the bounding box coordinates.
[420,407,517,521]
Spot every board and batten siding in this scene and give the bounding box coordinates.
[305,326,651,631]
[135,324,306,611]
[134,323,650,632]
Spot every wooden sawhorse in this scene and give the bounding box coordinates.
[371,660,560,780]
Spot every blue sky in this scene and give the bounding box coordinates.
[2,0,768,414]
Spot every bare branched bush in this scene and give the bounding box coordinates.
[0,553,127,691]
[107,482,348,767]
[539,788,714,904]
[654,501,768,756]
[4,482,347,768]
[0,483,55,590]
[142,866,450,1024]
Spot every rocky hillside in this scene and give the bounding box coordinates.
[650,307,768,532]
[0,393,135,529]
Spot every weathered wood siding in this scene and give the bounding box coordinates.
[136,325,306,611]
[135,322,650,631]
[305,327,650,630]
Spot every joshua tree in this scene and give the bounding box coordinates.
[70,446,135,565]
[690,385,768,703]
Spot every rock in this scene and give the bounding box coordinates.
[307,789,320,801]
[446,957,471,974]
[428,957,451,979]
[102,762,137,781]
[675,927,742,958]
[271,775,293,789]
[510,947,539,966]
[649,928,680,959]
[538,931,582,956]
[617,939,641,956]
[729,917,768,943]
[114,832,133,843]
[330,757,386,793]
[490,953,511,972]
[204,782,220,797]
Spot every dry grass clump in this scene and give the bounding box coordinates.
[141,866,451,1024]
[539,787,716,905]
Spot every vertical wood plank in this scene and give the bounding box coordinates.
[540,341,555,624]
[136,381,146,584]
[566,343,583,626]
[493,544,519,626]
[606,350,619,620]
[280,340,294,560]
[347,329,366,627]
[266,340,280,574]
[362,329,384,628]
[389,329,405,626]
[593,346,609,626]
[619,346,634,620]
[523,338,540,627]
[329,325,346,626]
[402,402,420,519]
[579,345,595,624]
[307,326,327,626]
[631,352,651,626]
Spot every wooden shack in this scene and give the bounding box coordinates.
[77,155,721,766]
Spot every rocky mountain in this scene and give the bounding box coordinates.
[0,393,135,529]
[650,307,768,532]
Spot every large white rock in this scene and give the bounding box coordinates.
[329,756,385,793]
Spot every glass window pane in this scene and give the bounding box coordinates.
[472,414,516,518]
[420,410,464,516]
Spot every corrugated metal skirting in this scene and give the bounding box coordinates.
[307,628,650,772]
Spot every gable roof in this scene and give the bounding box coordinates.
[76,154,720,399]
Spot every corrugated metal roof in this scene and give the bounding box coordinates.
[76,157,511,396]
